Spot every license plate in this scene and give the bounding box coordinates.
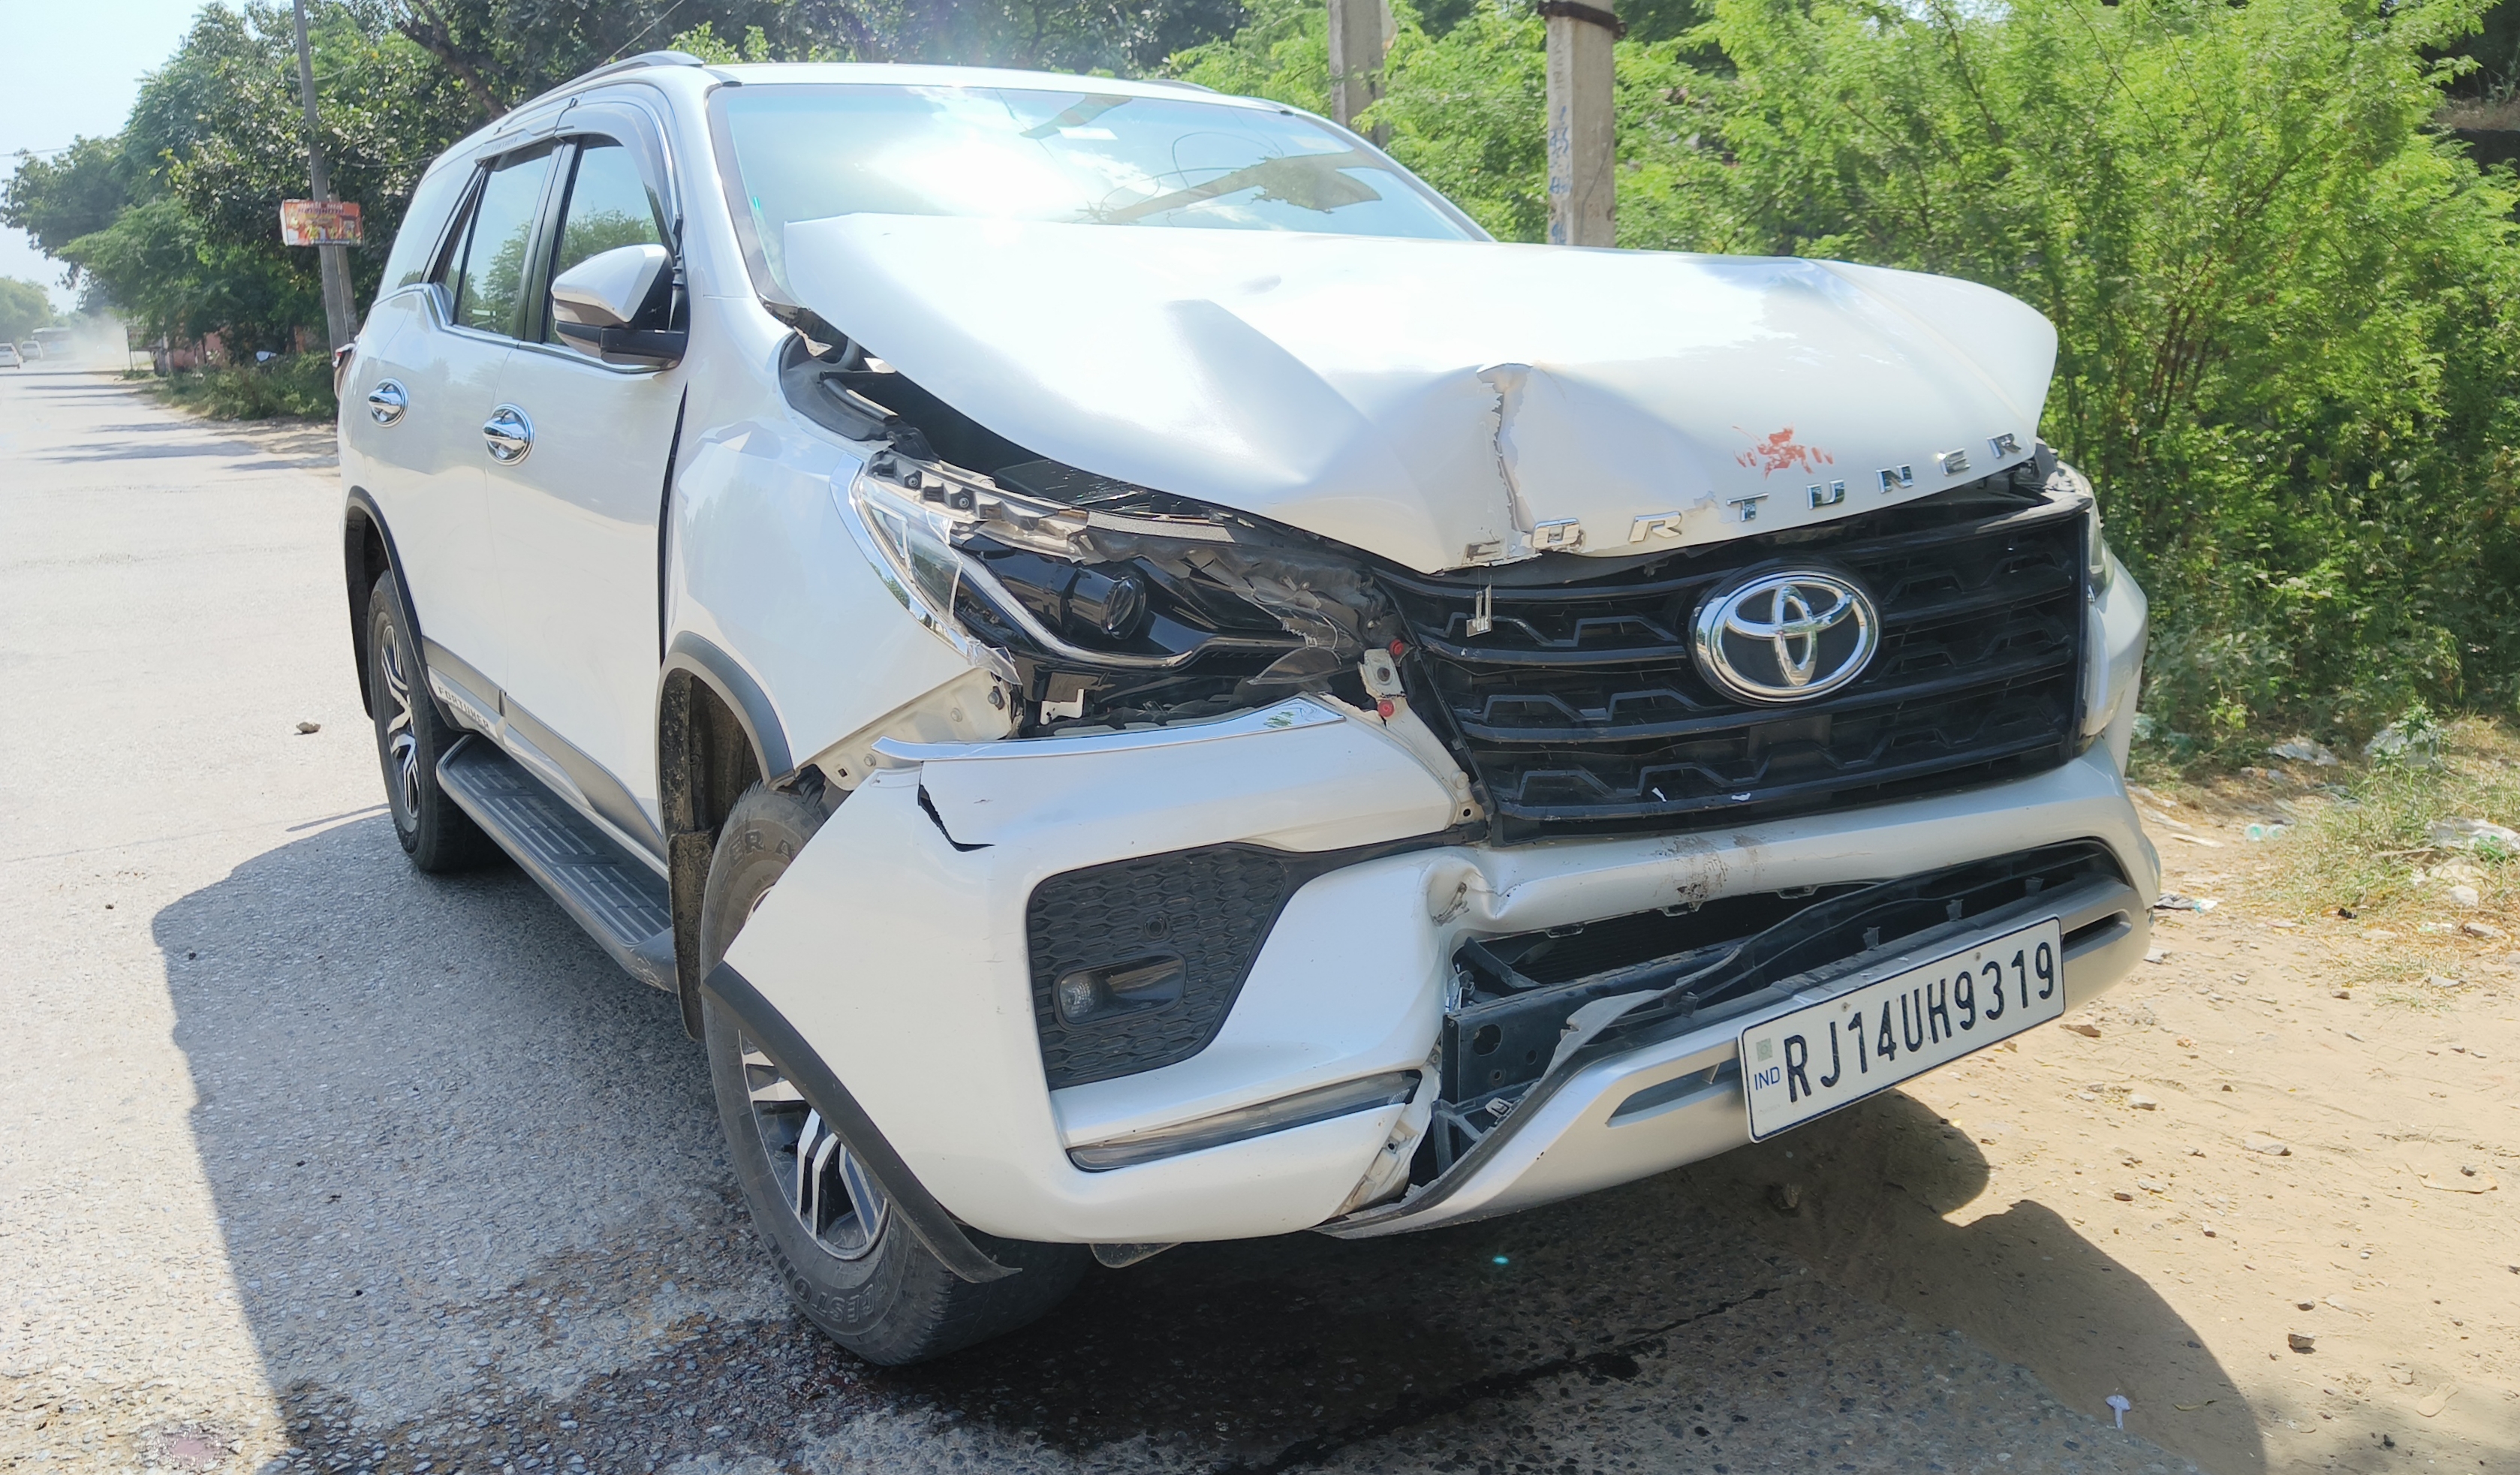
[1739,917,2065,1140]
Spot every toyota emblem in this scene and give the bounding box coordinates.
[1690,567,1880,704]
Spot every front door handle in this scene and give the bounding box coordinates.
[366,379,408,426]
[482,404,534,463]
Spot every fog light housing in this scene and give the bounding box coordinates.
[1051,953,1185,1025]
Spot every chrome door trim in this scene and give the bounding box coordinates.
[365,379,409,426]
[482,403,534,462]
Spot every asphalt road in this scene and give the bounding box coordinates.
[1,363,2199,1475]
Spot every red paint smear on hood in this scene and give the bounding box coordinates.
[1736,426,1835,476]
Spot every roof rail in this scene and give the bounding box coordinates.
[574,50,712,85]
[486,50,715,133]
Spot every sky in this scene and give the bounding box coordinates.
[2,0,220,311]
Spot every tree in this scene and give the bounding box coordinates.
[5,3,480,349]
[0,278,53,342]
[366,0,1245,119]
[0,138,138,301]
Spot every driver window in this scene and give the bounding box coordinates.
[447,146,557,339]
[543,141,670,343]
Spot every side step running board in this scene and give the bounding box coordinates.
[437,736,676,989]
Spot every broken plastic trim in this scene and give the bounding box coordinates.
[1397,842,2128,1200]
[1090,1242,1179,1269]
[1066,1071,1420,1170]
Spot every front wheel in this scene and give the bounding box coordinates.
[699,784,1087,1364]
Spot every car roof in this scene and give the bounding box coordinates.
[701,62,1252,106]
[441,57,1293,188]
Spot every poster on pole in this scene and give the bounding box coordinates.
[280,200,363,246]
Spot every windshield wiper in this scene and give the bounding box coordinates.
[1019,95,1134,139]
[1101,151,1384,224]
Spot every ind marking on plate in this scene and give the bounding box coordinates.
[1739,917,2065,1140]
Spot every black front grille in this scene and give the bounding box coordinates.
[1380,478,2090,843]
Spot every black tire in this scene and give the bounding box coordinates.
[699,784,1087,1365]
[366,570,496,871]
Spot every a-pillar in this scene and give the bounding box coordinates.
[1543,0,1621,247]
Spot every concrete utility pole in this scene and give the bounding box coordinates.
[1326,0,1394,143]
[1542,0,1621,247]
[291,0,359,351]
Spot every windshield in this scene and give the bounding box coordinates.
[714,84,1476,300]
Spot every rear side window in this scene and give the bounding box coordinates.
[541,141,669,342]
[379,164,468,296]
[448,146,557,338]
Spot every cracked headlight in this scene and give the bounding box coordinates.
[845,471,962,627]
[838,452,1392,730]
[836,465,1018,683]
[2085,500,2115,597]
[2045,453,2113,598]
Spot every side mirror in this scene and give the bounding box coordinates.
[550,243,685,366]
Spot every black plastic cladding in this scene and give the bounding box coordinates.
[1380,479,2092,844]
[1025,831,1476,1088]
[1026,847,1296,1090]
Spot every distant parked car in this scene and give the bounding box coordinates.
[0,343,21,369]
[17,339,40,360]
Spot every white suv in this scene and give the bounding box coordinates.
[339,53,2154,1365]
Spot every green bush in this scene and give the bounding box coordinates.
[148,351,338,421]
[1178,0,2520,761]
[2259,712,2520,925]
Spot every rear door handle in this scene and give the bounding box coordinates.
[366,379,408,426]
[482,404,534,463]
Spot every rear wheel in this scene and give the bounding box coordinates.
[366,571,495,871]
[699,784,1087,1364]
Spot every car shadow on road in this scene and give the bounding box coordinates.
[1678,1092,2274,1474]
[153,821,2254,1472]
[149,819,763,1431]
[881,1090,2268,1473]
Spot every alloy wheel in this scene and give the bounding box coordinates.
[378,625,423,819]
[741,1038,889,1259]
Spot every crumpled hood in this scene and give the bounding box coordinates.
[783,215,2056,573]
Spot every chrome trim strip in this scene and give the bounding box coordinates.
[1068,1071,1418,1171]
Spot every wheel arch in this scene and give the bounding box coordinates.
[657,631,793,1037]
[344,489,422,719]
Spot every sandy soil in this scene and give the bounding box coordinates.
[1687,781,2519,1474]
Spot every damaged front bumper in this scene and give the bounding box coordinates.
[1320,849,2144,1238]
[714,692,2159,1248]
